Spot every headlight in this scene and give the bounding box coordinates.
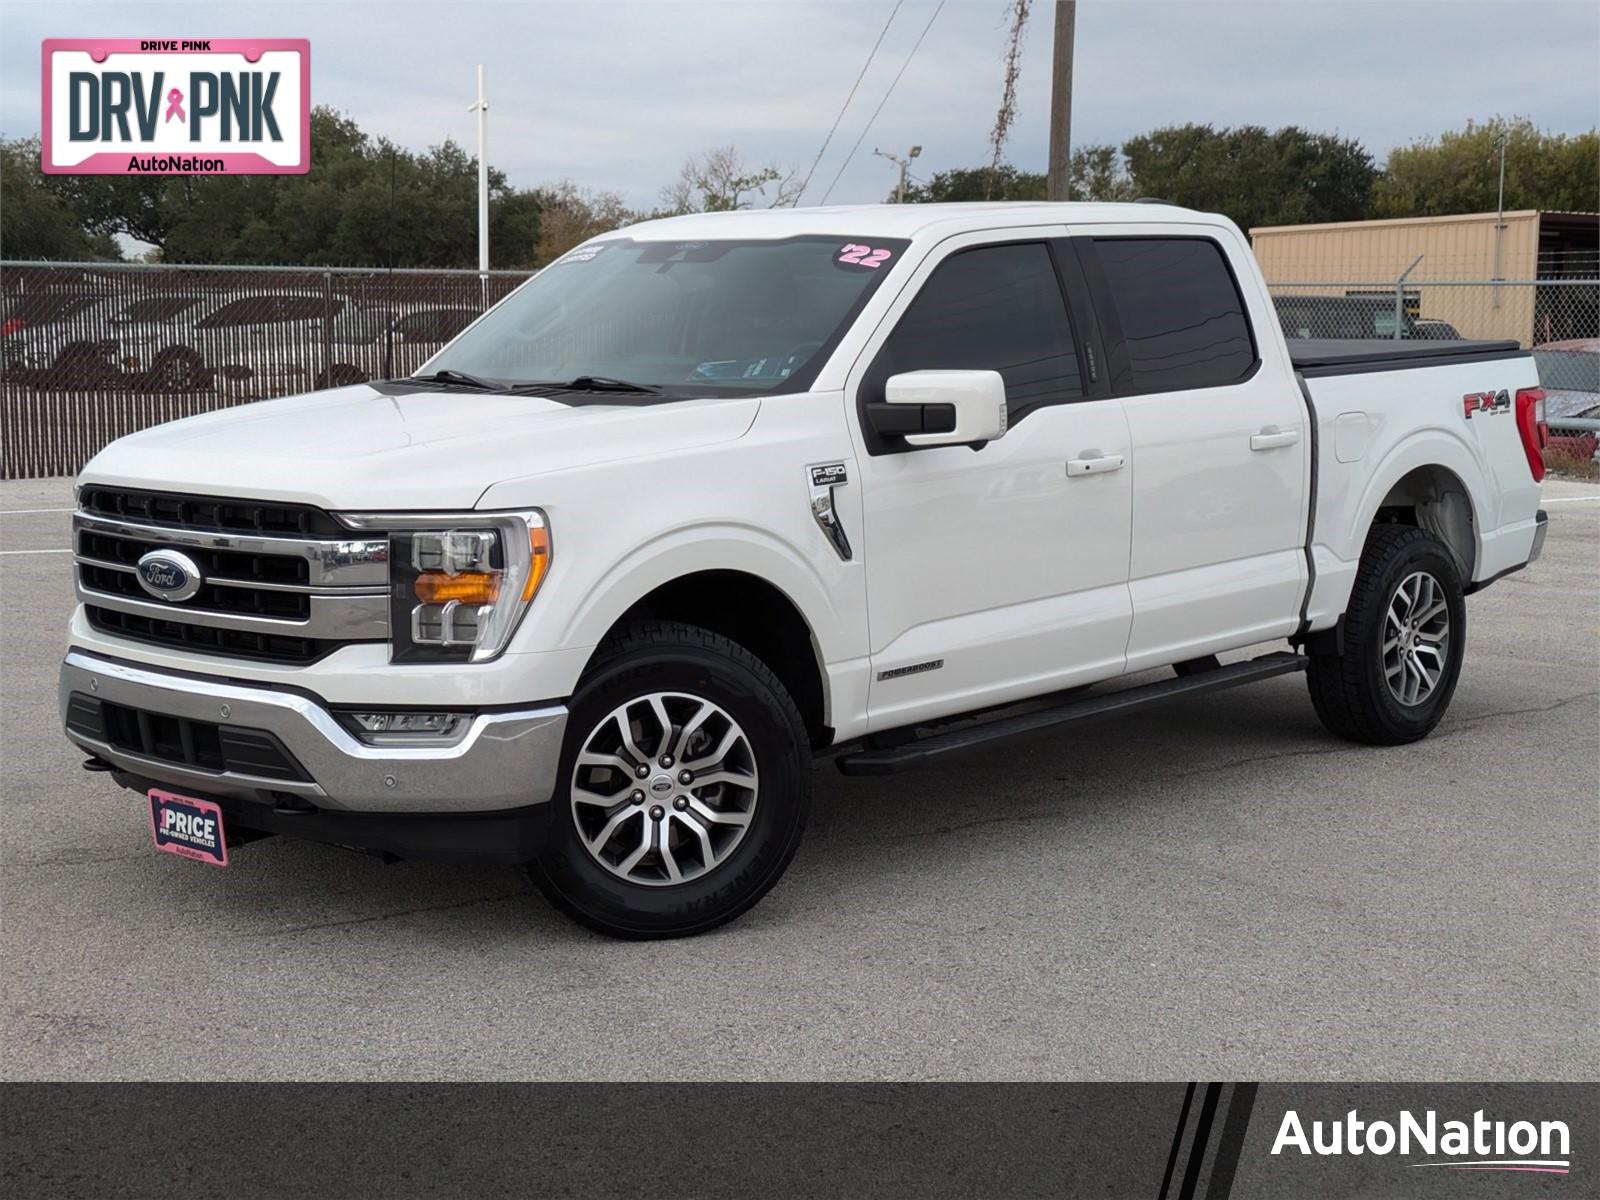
[341,510,551,663]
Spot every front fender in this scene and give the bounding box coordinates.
[558,522,849,660]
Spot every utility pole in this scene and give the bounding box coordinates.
[1047,1,1076,201]
[468,65,489,276]
[874,145,922,203]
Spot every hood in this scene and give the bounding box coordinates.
[80,385,761,511]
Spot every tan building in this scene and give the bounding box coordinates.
[1249,211,1598,345]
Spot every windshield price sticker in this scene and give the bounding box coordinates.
[42,38,310,175]
[837,244,893,269]
[555,244,608,265]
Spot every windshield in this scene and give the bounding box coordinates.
[425,235,908,395]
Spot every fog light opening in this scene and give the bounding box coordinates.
[341,711,472,746]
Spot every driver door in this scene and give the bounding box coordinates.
[844,231,1134,733]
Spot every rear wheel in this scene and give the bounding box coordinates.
[1307,525,1467,745]
[528,621,810,939]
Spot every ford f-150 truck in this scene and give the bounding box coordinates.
[59,202,1550,938]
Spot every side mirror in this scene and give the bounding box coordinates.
[868,370,1008,448]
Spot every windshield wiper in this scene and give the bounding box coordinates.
[407,369,499,390]
[561,375,662,394]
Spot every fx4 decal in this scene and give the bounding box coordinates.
[1463,389,1510,419]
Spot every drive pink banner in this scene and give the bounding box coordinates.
[41,38,310,174]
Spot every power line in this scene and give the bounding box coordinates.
[794,0,905,206]
[819,0,947,205]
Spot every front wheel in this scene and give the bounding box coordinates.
[1307,524,1467,745]
[528,621,810,939]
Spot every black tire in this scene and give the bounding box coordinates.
[528,621,810,939]
[1307,524,1467,745]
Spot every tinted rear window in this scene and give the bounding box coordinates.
[1093,238,1255,392]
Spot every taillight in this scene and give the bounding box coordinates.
[1514,386,1549,483]
[0,317,24,338]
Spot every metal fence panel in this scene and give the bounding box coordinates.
[3,262,1597,480]
[1264,277,1599,428]
[2,261,534,479]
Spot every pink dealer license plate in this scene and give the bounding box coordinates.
[42,38,310,175]
[149,789,229,867]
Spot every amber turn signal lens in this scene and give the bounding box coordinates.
[413,572,501,605]
[522,525,552,601]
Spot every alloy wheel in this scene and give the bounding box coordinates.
[568,692,759,886]
[1382,570,1451,706]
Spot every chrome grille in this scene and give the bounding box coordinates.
[74,496,390,665]
[78,485,348,537]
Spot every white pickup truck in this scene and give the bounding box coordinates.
[60,202,1550,938]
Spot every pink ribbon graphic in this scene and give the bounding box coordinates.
[164,88,185,123]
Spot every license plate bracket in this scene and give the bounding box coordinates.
[148,789,229,867]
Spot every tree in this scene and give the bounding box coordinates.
[1068,144,1135,202]
[1373,117,1600,218]
[533,181,633,264]
[660,145,800,214]
[149,110,548,267]
[3,108,549,268]
[1121,124,1377,230]
[901,164,1046,203]
[0,138,121,259]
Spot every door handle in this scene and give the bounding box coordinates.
[1066,453,1125,477]
[1250,427,1300,451]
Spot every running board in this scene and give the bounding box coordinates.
[836,651,1307,776]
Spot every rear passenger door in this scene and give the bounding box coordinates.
[1071,226,1309,670]
[847,231,1134,732]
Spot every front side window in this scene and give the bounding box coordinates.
[426,235,907,396]
[1093,237,1256,392]
[874,242,1083,420]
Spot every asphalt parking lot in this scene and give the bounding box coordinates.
[2,476,1596,1082]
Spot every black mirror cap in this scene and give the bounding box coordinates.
[863,401,957,438]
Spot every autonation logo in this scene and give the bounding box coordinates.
[1272,1108,1571,1175]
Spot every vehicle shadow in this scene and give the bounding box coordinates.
[197,672,1337,946]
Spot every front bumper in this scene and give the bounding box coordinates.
[59,649,568,814]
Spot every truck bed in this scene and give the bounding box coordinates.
[1288,338,1528,377]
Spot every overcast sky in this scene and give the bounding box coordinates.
[3,0,1596,209]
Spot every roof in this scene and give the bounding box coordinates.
[613,201,1233,243]
[1251,210,1599,236]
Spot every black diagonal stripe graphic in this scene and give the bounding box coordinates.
[1205,1083,1259,1200]
[1177,1083,1224,1200]
[1158,1082,1196,1200]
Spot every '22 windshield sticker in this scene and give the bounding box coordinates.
[838,243,893,269]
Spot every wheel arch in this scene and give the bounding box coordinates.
[601,570,829,747]
[1350,434,1487,583]
[560,533,842,747]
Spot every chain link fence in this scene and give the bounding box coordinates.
[3,261,1597,480]
[2,261,535,478]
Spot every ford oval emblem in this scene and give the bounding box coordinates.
[135,549,203,602]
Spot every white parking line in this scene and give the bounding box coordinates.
[0,548,72,555]
[1544,496,1600,505]
[0,508,75,515]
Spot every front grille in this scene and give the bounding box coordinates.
[79,562,311,619]
[66,692,310,781]
[86,605,341,664]
[78,486,346,537]
[78,529,309,587]
[74,489,390,666]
